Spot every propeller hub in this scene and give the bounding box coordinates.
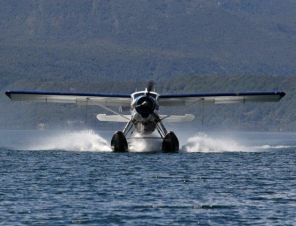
[134,95,156,118]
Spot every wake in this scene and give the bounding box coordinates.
[181,132,295,153]
[181,133,250,153]
[26,130,112,152]
[24,130,162,152]
[17,130,293,153]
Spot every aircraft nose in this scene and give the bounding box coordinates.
[135,95,156,118]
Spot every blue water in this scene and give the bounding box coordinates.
[0,130,296,225]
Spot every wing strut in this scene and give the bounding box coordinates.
[160,98,204,121]
[86,100,130,121]
[123,120,134,137]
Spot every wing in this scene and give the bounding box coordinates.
[5,90,131,107]
[158,91,285,106]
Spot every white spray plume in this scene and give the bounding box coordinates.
[128,133,162,152]
[181,133,250,153]
[26,130,112,152]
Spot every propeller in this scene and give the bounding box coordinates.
[146,80,155,94]
[135,101,150,108]
[134,80,156,117]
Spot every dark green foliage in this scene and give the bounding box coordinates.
[1,0,296,80]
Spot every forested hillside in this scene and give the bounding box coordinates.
[1,0,296,83]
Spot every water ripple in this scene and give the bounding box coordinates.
[0,131,296,224]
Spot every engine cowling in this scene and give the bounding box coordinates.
[134,95,156,118]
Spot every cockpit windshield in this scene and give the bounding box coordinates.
[132,92,158,100]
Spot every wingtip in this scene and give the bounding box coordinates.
[279,91,286,99]
[5,91,12,99]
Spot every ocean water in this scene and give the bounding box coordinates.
[0,130,296,225]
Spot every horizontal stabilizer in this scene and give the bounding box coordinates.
[97,114,131,122]
[97,114,195,123]
[160,114,195,122]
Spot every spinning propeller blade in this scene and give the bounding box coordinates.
[146,80,155,93]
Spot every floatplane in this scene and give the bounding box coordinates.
[5,81,285,152]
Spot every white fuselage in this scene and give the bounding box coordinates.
[130,91,160,134]
[131,110,158,134]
